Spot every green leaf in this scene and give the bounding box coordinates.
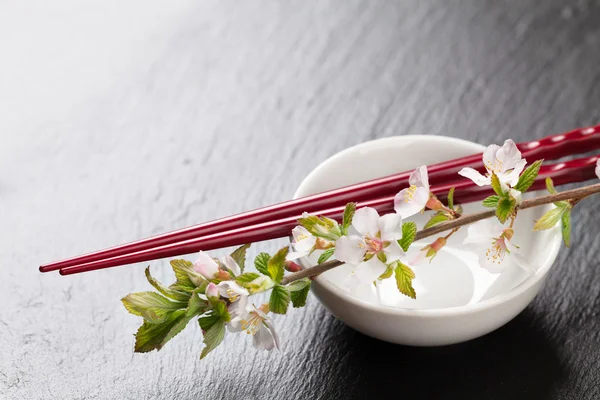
[286,278,310,292]
[169,259,208,291]
[424,213,449,229]
[398,222,417,252]
[267,247,288,283]
[235,272,275,294]
[378,265,394,280]
[297,215,342,241]
[235,272,261,286]
[533,207,564,231]
[482,195,500,208]
[230,244,250,273]
[269,285,291,314]
[198,311,221,331]
[341,202,357,235]
[561,210,571,247]
[122,292,187,324]
[134,309,189,353]
[491,173,504,196]
[144,267,191,302]
[210,300,231,322]
[447,187,455,209]
[514,159,543,193]
[394,261,416,299]
[545,177,557,194]
[186,293,209,318]
[254,252,271,276]
[290,282,311,308]
[200,320,226,359]
[496,196,516,223]
[317,248,335,264]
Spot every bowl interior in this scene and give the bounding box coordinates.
[294,135,561,311]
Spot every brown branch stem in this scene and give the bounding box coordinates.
[280,182,600,285]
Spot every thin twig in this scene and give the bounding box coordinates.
[280,183,600,285]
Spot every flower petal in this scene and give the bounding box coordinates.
[501,158,527,186]
[378,213,403,241]
[346,257,387,292]
[221,255,241,276]
[383,240,404,260]
[352,207,380,235]
[463,219,504,245]
[253,322,278,351]
[291,226,316,253]
[510,245,536,274]
[595,159,600,179]
[408,165,429,190]
[394,187,429,219]
[482,144,500,171]
[286,251,307,261]
[496,139,523,172]
[334,235,366,265]
[193,251,220,279]
[458,167,490,186]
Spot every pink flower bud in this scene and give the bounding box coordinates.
[425,197,444,211]
[205,282,218,299]
[285,261,302,272]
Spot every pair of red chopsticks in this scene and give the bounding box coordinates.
[40,125,600,276]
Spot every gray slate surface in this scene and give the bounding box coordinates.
[1,1,600,399]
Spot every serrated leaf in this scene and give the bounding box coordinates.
[491,173,504,196]
[122,292,187,324]
[269,285,290,314]
[134,309,189,353]
[200,320,226,359]
[545,177,557,194]
[198,311,221,331]
[496,196,516,223]
[482,195,500,208]
[317,248,335,264]
[235,272,261,286]
[533,207,564,231]
[186,293,209,318]
[254,252,271,276]
[290,282,310,308]
[514,159,543,193]
[230,244,250,273]
[394,261,416,299]
[561,210,571,247]
[267,247,288,283]
[341,202,357,235]
[398,222,417,252]
[447,187,455,209]
[145,267,191,302]
[297,215,342,241]
[424,213,449,229]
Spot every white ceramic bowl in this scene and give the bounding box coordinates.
[293,135,561,346]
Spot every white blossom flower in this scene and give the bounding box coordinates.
[463,219,533,274]
[334,207,404,288]
[193,252,241,280]
[193,251,220,279]
[394,166,431,218]
[286,226,317,260]
[459,139,527,187]
[216,281,249,318]
[229,304,280,351]
[596,159,600,179]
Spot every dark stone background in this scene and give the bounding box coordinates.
[1,1,599,399]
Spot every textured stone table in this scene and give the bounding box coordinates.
[1,1,600,399]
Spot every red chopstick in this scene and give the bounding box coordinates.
[40,125,600,273]
[57,154,599,276]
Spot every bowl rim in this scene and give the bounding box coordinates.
[293,134,561,318]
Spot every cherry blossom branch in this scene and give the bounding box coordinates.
[281,182,600,285]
